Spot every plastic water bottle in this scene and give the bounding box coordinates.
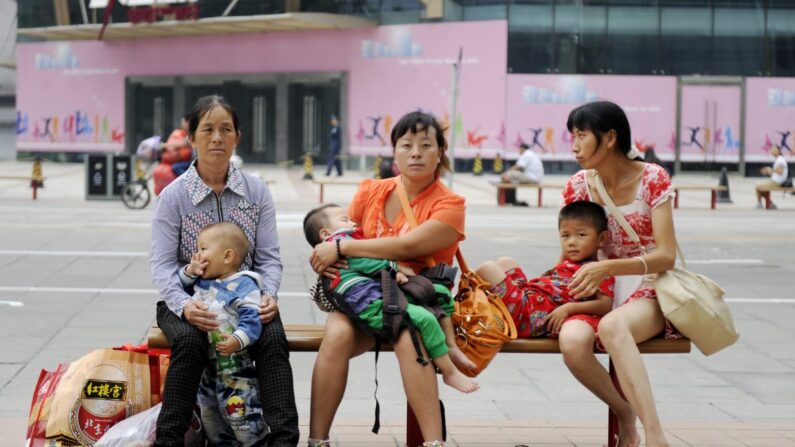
[206,300,240,372]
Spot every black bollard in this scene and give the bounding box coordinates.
[717,167,733,203]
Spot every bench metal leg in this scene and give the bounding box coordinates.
[319,184,325,204]
[32,184,38,201]
[710,190,716,210]
[407,403,423,447]
[607,359,622,447]
[673,189,679,209]
[537,187,543,207]
[763,191,772,209]
[498,188,506,207]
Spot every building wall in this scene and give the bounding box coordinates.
[14,18,795,165]
[16,20,508,158]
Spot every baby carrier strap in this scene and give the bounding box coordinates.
[400,275,447,320]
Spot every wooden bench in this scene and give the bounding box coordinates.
[757,184,795,209]
[312,178,363,204]
[491,182,567,207]
[0,175,46,200]
[148,324,690,447]
[671,184,728,210]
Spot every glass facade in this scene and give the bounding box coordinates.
[16,0,795,77]
[508,0,795,77]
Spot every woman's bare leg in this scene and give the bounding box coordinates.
[598,299,668,447]
[309,312,375,440]
[394,329,444,442]
[558,320,640,447]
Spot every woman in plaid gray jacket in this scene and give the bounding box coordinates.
[150,95,298,446]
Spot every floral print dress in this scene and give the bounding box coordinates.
[561,163,682,342]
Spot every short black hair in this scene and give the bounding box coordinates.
[390,111,450,176]
[566,101,640,161]
[200,222,250,269]
[187,95,240,140]
[559,201,608,233]
[303,204,341,247]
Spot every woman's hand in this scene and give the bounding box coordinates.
[183,301,219,332]
[568,261,611,300]
[310,241,338,274]
[259,293,279,324]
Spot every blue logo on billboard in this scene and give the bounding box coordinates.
[35,43,79,70]
[768,89,795,107]
[522,78,598,104]
[361,29,422,59]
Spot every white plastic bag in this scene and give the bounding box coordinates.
[95,403,159,447]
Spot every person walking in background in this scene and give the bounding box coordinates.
[326,114,343,177]
[755,144,790,209]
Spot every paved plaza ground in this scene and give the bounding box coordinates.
[0,160,793,446]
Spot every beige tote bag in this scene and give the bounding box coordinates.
[591,171,739,356]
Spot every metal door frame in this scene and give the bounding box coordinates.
[676,76,746,175]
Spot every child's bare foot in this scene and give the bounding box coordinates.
[442,369,479,393]
[448,345,476,371]
[617,413,641,447]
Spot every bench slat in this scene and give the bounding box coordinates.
[148,325,690,354]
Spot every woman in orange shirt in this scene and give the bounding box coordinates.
[308,111,466,447]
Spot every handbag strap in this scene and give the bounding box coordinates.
[590,170,686,269]
[394,177,470,273]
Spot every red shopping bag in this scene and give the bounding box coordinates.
[26,364,68,446]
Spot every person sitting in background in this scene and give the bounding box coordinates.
[162,114,194,177]
[756,144,789,209]
[501,143,544,206]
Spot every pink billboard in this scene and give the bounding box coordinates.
[348,22,507,158]
[16,20,507,156]
[506,75,677,162]
[679,85,742,163]
[745,77,795,163]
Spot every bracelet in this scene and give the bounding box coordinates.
[183,265,198,279]
[635,256,648,276]
[335,238,343,258]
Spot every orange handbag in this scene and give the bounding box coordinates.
[450,251,518,377]
[395,178,517,377]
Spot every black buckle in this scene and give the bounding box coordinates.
[384,304,401,314]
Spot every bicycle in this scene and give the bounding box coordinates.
[121,136,160,210]
[121,157,155,209]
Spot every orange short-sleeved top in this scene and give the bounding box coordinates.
[348,177,466,273]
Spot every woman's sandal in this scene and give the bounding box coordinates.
[422,442,446,447]
[307,438,331,447]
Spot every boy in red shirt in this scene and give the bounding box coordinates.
[476,201,614,338]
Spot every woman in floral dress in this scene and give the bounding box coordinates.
[558,101,680,447]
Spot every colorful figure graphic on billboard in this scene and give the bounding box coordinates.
[725,127,739,150]
[527,127,544,151]
[544,127,555,154]
[365,115,386,146]
[496,121,506,147]
[383,114,392,142]
[683,126,703,151]
[466,127,488,148]
[713,127,724,152]
[776,130,792,154]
